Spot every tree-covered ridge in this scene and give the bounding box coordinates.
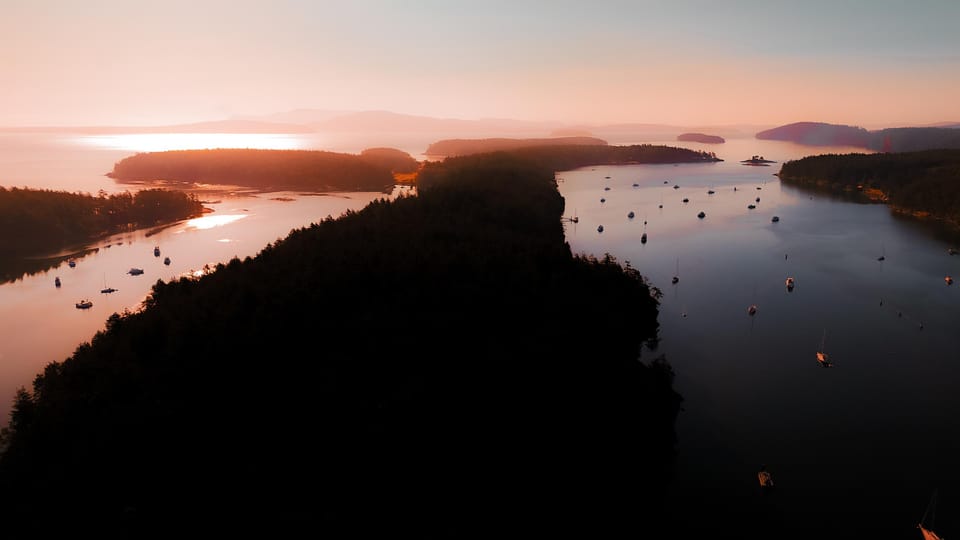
[358,147,419,173]
[0,151,680,537]
[0,187,203,257]
[108,148,396,192]
[778,150,960,226]
[424,136,608,157]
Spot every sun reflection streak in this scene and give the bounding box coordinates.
[184,214,247,230]
[75,133,307,152]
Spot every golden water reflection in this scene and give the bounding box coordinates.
[183,214,247,230]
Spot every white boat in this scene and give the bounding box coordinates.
[918,490,943,540]
[817,330,833,367]
[128,268,144,276]
[75,299,93,309]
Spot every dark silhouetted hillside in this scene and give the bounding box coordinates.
[0,151,681,538]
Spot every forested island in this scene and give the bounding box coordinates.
[778,149,960,228]
[108,148,400,192]
[424,136,607,157]
[0,150,682,537]
[757,121,960,152]
[677,132,725,144]
[0,187,203,259]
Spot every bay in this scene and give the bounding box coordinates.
[557,137,960,536]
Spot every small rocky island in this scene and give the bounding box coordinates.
[741,155,777,166]
[677,132,725,144]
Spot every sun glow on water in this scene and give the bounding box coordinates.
[76,133,307,152]
[184,214,247,230]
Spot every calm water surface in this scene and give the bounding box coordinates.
[0,132,407,422]
[558,138,960,536]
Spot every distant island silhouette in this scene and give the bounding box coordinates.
[107,148,402,192]
[677,132,725,144]
[757,121,960,152]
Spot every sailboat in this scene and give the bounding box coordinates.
[817,330,833,367]
[918,490,943,540]
[100,274,117,294]
[672,258,679,284]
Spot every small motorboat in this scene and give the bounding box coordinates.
[600,198,606,203]
[673,185,680,189]
[682,198,689,203]
[154,246,161,257]
[128,268,144,276]
[641,232,647,244]
[756,197,761,202]
[946,276,954,285]
[597,225,604,233]
[771,216,780,222]
[67,259,76,268]
[707,190,715,195]
[54,276,61,288]
[785,277,795,290]
[747,304,757,315]
[604,187,611,191]
[632,183,639,187]
[164,256,171,265]
[697,211,706,219]
[747,204,756,210]
[627,211,635,219]
[75,299,93,309]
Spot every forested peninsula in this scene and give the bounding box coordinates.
[0,150,682,538]
[107,148,399,192]
[778,149,960,228]
[0,187,203,259]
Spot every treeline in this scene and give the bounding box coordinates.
[108,148,398,192]
[424,136,608,157]
[677,132,725,144]
[778,150,960,226]
[0,151,680,538]
[0,187,203,257]
[505,143,721,170]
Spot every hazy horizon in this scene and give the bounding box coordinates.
[3,1,959,130]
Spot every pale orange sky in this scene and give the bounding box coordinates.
[2,0,959,128]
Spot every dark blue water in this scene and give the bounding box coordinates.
[559,139,960,537]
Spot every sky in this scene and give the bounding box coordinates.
[2,0,959,128]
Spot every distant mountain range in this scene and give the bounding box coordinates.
[756,121,960,152]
